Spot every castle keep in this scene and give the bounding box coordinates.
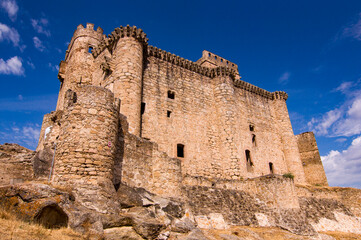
[3,23,361,239]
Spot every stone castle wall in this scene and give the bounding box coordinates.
[141,55,306,183]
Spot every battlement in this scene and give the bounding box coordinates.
[92,25,148,58]
[197,50,238,71]
[147,45,238,80]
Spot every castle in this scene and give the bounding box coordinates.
[2,23,361,239]
[35,23,327,191]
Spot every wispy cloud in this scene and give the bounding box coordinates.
[31,18,50,37]
[0,0,18,21]
[0,22,20,46]
[341,13,361,40]
[321,135,361,188]
[308,81,361,137]
[278,71,290,85]
[33,36,45,51]
[0,123,40,150]
[48,62,59,72]
[0,56,24,75]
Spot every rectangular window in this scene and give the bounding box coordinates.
[167,110,171,118]
[168,90,175,99]
[141,102,146,115]
[177,144,184,158]
[269,162,274,174]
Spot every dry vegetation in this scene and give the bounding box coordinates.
[0,207,83,240]
[200,226,361,240]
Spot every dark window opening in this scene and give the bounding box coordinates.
[269,162,274,174]
[168,90,175,99]
[88,46,93,54]
[177,144,184,158]
[249,124,254,131]
[167,110,171,118]
[141,102,146,115]
[252,134,256,147]
[245,150,253,172]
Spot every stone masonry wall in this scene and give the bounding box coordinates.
[141,56,303,182]
[296,132,328,186]
[119,116,182,198]
[53,85,120,184]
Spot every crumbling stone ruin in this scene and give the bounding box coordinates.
[0,23,361,239]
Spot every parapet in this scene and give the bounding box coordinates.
[197,50,238,72]
[92,25,148,58]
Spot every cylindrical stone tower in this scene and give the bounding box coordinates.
[52,85,120,185]
[56,23,104,111]
[212,68,241,180]
[111,26,147,136]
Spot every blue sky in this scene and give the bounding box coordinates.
[1,0,361,188]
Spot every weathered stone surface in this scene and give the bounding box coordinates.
[116,183,143,208]
[104,227,143,240]
[0,143,35,185]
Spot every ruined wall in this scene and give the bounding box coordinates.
[0,144,34,185]
[119,116,182,198]
[183,176,315,235]
[296,132,328,186]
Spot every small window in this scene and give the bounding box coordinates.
[249,125,254,131]
[88,46,93,53]
[167,110,171,118]
[177,144,184,158]
[252,134,256,147]
[167,90,175,99]
[245,150,253,172]
[269,162,274,174]
[141,102,146,115]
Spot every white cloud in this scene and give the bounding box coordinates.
[33,36,45,51]
[308,81,361,137]
[48,62,59,72]
[0,56,24,75]
[0,123,40,150]
[341,13,361,40]
[322,135,361,188]
[26,59,35,69]
[0,22,20,46]
[31,18,50,37]
[0,0,18,21]
[278,71,290,84]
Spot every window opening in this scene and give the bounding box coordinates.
[88,46,93,54]
[167,110,171,118]
[252,134,256,147]
[167,90,175,99]
[269,162,274,174]
[249,124,254,131]
[141,102,146,115]
[177,144,184,158]
[245,150,253,172]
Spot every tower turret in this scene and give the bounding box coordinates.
[56,23,104,111]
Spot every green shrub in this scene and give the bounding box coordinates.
[283,173,294,179]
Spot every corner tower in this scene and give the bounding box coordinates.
[56,23,104,111]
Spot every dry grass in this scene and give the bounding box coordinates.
[200,226,361,240]
[0,207,84,240]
